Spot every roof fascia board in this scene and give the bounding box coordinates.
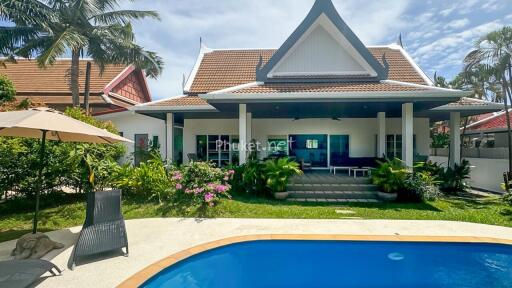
[183,44,213,93]
[132,105,218,112]
[134,95,188,107]
[201,91,464,102]
[102,65,136,95]
[256,0,386,82]
[386,44,434,86]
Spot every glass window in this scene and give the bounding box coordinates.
[386,134,416,159]
[196,135,207,161]
[152,135,159,151]
[268,138,288,156]
[306,139,319,149]
[134,134,149,166]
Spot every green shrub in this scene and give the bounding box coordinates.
[438,160,471,193]
[113,155,172,203]
[503,192,512,206]
[0,74,15,103]
[172,161,232,207]
[229,159,268,197]
[371,158,410,194]
[431,131,450,148]
[0,108,126,198]
[403,171,441,202]
[263,158,302,193]
[372,159,441,203]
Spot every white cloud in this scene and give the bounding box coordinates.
[446,18,469,29]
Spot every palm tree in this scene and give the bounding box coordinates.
[464,26,512,171]
[0,0,163,107]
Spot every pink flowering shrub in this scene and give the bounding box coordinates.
[170,162,233,207]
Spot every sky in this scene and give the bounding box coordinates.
[121,0,511,100]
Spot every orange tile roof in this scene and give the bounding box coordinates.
[187,47,429,94]
[0,59,127,94]
[189,50,275,94]
[232,82,428,94]
[369,48,428,85]
[149,96,208,106]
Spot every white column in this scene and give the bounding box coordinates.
[377,112,386,158]
[239,104,247,164]
[449,112,461,167]
[246,112,252,143]
[401,103,413,168]
[166,112,174,163]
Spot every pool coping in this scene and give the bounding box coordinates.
[117,234,512,288]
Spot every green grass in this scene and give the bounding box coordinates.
[1,194,512,243]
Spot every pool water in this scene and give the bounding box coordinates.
[142,240,512,288]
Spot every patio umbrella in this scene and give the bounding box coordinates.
[0,107,132,234]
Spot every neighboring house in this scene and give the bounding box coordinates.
[132,0,502,169]
[0,59,166,163]
[464,110,512,148]
[0,59,151,114]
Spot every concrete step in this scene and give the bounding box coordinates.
[289,177,371,185]
[287,183,379,192]
[287,198,381,203]
[288,191,380,200]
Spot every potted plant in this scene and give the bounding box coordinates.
[371,159,409,202]
[263,158,302,200]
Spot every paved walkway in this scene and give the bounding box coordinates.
[1,218,512,288]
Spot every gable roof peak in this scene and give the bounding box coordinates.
[256,0,388,83]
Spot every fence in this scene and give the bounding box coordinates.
[429,156,507,193]
[431,147,509,160]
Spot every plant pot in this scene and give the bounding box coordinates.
[378,192,397,202]
[274,192,289,200]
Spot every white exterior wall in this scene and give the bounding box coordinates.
[96,112,166,163]
[183,117,430,164]
[429,156,507,193]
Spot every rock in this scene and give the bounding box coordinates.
[11,233,65,260]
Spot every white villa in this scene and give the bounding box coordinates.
[101,0,502,169]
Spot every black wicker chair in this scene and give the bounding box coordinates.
[0,259,61,288]
[70,190,128,269]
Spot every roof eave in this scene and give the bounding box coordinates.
[201,90,465,103]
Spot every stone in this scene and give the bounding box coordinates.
[11,233,65,260]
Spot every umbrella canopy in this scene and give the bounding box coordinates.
[0,107,131,144]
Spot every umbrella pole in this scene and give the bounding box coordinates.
[32,130,47,234]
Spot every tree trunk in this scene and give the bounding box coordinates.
[70,50,81,108]
[502,76,512,172]
[84,61,92,115]
[461,117,469,159]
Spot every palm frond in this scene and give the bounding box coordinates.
[0,0,56,29]
[90,10,160,25]
[37,28,88,67]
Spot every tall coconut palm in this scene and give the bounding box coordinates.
[464,26,512,171]
[0,0,163,107]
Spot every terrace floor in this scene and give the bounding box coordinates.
[1,218,511,288]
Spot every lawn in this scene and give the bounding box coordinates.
[1,194,512,243]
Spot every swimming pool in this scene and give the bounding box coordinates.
[140,239,512,288]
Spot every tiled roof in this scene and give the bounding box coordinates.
[446,97,493,106]
[189,50,275,94]
[148,96,208,106]
[467,111,509,131]
[369,48,427,85]
[231,82,428,94]
[187,47,429,94]
[0,59,127,94]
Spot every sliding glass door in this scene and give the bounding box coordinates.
[330,135,349,166]
[289,134,328,167]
